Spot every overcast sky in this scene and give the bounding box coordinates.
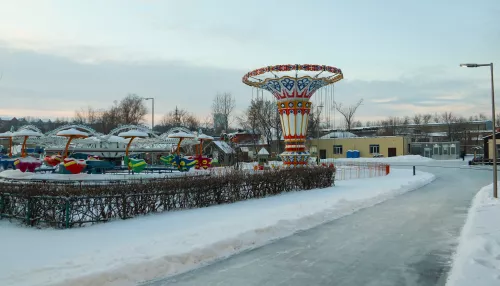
[0,0,499,126]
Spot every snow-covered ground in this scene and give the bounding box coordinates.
[446,184,500,286]
[0,169,435,286]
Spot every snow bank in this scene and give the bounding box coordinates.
[0,169,435,286]
[326,155,434,163]
[446,184,500,286]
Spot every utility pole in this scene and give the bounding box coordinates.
[142,97,154,131]
[460,63,497,198]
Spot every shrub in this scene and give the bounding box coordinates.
[0,167,334,228]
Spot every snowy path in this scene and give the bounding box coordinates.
[143,161,492,286]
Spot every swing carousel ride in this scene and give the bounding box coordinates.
[242,64,343,166]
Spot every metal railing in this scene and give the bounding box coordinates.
[320,160,390,181]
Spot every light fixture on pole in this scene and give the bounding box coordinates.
[460,63,496,198]
[316,104,324,164]
[142,97,155,131]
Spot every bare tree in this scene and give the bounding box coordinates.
[452,116,468,142]
[240,99,283,153]
[334,99,363,131]
[441,111,461,141]
[74,106,104,125]
[380,116,403,136]
[413,114,422,125]
[432,112,441,123]
[118,94,148,125]
[212,92,235,134]
[352,120,363,128]
[422,113,432,124]
[158,107,199,132]
[238,102,260,154]
[101,101,121,133]
[307,108,323,138]
[184,115,200,130]
[254,99,275,150]
[399,116,411,135]
[201,115,213,131]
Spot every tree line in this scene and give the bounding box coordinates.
[2,90,496,144]
[0,92,238,135]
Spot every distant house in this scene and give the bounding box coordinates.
[482,132,500,160]
[207,140,235,165]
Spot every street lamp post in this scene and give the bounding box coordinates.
[316,104,324,165]
[461,63,496,198]
[142,97,154,131]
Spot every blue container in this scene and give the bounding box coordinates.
[0,158,16,170]
[346,150,353,158]
[353,150,360,158]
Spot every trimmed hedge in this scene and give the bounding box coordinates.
[0,167,334,228]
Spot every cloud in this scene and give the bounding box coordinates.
[0,47,495,127]
[0,47,252,122]
[371,97,398,103]
[332,75,492,121]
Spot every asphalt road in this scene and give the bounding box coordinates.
[142,161,492,286]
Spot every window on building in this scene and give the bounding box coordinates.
[310,145,318,155]
[334,145,343,154]
[443,144,449,155]
[434,145,440,155]
[369,144,380,154]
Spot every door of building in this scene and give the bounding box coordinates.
[320,149,327,159]
[424,148,431,158]
[388,147,397,157]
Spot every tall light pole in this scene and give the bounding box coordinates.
[142,97,154,131]
[316,104,324,164]
[461,63,496,198]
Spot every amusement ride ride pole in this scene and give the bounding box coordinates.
[62,136,75,159]
[8,136,12,157]
[175,137,186,156]
[21,136,29,158]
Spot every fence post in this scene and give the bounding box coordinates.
[121,194,127,219]
[65,198,70,229]
[0,194,3,219]
[413,166,416,176]
[26,197,31,226]
[385,165,390,175]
